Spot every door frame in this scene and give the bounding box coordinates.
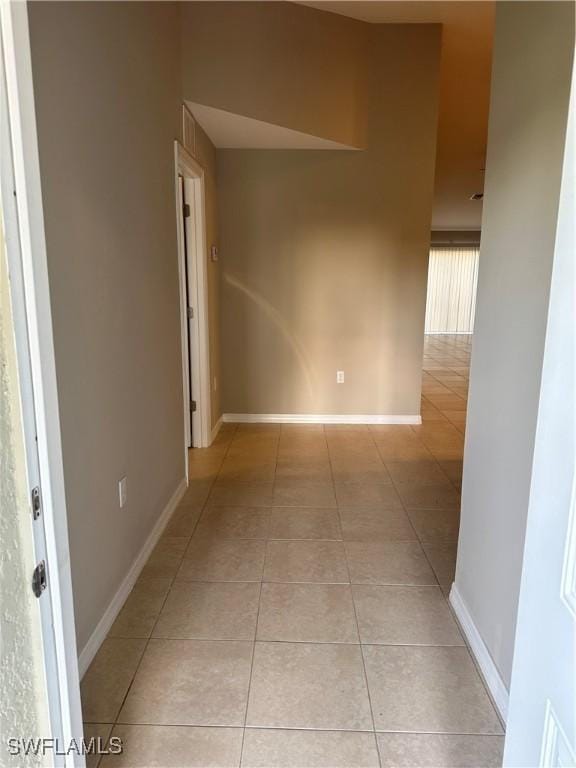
[0,3,83,764]
[174,141,211,455]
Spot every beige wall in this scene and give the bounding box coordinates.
[217,23,441,416]
[456,0,574,688]
[28,1,184,652]
[181,1,368,148]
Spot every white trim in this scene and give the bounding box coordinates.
[211,415,223,443]
[175,141,212,451]
[223,413,422,425]
[449,583,509,722]
[78,478,187,678]
[1,4,83,762]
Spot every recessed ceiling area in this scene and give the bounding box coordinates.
[186,101,358,150]
[296,1,495,230]
[186,1,494,231]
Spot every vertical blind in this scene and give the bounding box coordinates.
[424,246,480,334]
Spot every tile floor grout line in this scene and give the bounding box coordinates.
[324,425,383,768]
[366,425,446,598]
[104,425,239,737]
[238,423,281,768]
[85,720,502,737]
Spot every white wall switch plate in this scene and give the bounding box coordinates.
[337,370,345,384]
[119,476,128,508]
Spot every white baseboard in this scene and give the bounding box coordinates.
[222,413,422,425]
[449,583,509,722]
[78,478,187,678]
[210,415,223,444]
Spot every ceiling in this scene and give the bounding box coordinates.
[186,101,359,150]
[189,1,494,231]
[297,1,495,230]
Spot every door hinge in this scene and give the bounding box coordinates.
[32,561,47,598]
[183,203,191,218]
[187,306,194,319]
[31,486,41,520]
[190,400,197,412]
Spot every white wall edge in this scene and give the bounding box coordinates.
[77,478,187,678]
[449,583,509,723]
[211,415,223,443]
[222,413,422,425]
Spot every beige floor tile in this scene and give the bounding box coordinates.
[277,447,329,463]
[330,461,391,483]
[264,540,349,583]
[425,394,467,411]
[407,508,461,543]
[396,483,460,510]
[178,539,266,582]
[421,407,449,424]
[208,482,274,507]
[273,480,337,508]
[275,461,332,483]
[422,542,457,587]
[328,447,381,463]
[242,729,380,768]
[118,639,253,726]
[108,579,171,638]
[385,460,449,486]
[195,506,271,540]
[139,537,188,580]
[247,642,372,730]
[178,480,213,508]
[374,435,432,461]
[101,725,243,768]
[257,583,358,643]
[437,459,463,488]
[269,507,342,540]
[153,581,260,640]
[83,723,113,768]
[363,645,503,734]
[376,733,504,768]
[345,542,437,585]
[443,409,467,425]
[334,482,401,509]
[352,585,464,645]
[339,508,416,542]
[81,638,146,723]
[217,458,276,483]
[164,506,202,537]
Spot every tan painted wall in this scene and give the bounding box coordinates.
[456,0,574,688]
[0,225,51,766]
[217,23,441,416]
[181,1,368,148]
[28,1,184,651]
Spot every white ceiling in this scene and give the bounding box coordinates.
[187,101,358,150]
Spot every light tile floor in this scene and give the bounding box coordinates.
[83,335,505,767]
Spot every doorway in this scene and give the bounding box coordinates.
[175,142,212,458]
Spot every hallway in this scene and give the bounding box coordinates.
[82,335,504,767]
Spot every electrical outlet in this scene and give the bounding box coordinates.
[337,370,345,384]
[118,477,128,508]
